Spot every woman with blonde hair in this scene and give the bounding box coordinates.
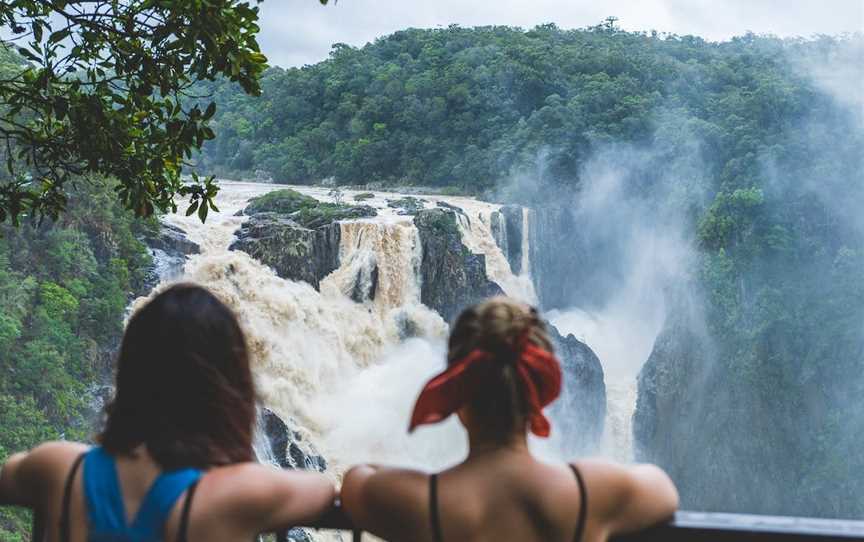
[342,297,678,542]
[0,284,335,541]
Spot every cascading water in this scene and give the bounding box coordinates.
[521,208,532,276]
[452,205,537,303]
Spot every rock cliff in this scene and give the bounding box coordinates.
[414,208,504,322]
[548,324,606,454]
[528,206,582,310]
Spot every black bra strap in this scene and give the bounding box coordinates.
[569,464,588,542]
[176,480,200,542]
[429,473,443,542]
[59,453,86,542]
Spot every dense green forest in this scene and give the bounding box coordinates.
[0,48,156,539]
[0,177,155,539]
[196,23,864,517]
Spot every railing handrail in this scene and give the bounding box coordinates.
[300,507,864,541]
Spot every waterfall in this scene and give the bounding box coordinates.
[547,301,663,462]
[132,181,639,493]
[521,207,531,277]
[253,409,280,468]
[321,220,422,311]
[453,205,537,304]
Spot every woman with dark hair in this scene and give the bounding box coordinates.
[341,297,679,542]
[0,284,335,541]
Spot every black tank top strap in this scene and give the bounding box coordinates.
[569,464,588,542]
[429,473,443,542]
[176,479,200,542]
[59,452,86,542]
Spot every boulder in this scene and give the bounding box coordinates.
[259,407,327,472]
[139,223,200,291]
[258,408,326,542]
[230,214,340,290]
[145,223,200,256]
[414,208,503,322]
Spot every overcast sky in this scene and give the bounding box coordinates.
[257,0,864,68]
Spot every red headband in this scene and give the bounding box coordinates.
[409,338,562,437]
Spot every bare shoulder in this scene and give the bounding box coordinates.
[342,465,429,531]
[571,458,639,502]
[571,458,678,533]
[19,441,89,478]
[192,462,336,533]
[0,441,89,506]
[347,465,428,500]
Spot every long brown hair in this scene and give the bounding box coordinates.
[448,297,554,441]
[100,283,255,470]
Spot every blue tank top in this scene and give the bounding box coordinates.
[82,447,203,542]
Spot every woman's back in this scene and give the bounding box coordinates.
[10,441,334,542]
[0,285,338,541]
[428,451,586,542]
[345,446,677,542]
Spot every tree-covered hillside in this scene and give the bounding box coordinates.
[194,22,856,193]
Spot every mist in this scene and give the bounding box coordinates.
[503,34,864,516]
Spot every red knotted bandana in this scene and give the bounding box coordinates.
[408,339,563,437]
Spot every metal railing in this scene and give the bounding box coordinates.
[290,507,864,542]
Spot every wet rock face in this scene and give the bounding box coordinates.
[259,408,326,542]
[145,223,200,256]
[529,206,583,310]
[140,223,200,292]
[499,205,524,274]
[414,208,504,323]
[547,323,606,454]
[260,408,327,472]
[633,318,717,509]
[230,214,340,290]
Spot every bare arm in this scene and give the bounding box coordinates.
[247,467,338,532]
[578,459,679,535]
[0,442,81,507]
[0,452,29,506]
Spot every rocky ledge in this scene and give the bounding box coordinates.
[259,407,327,471]
[414,208,504,323]
[139,223,200,292]
[230,189,376,289]
[230,213,341,289]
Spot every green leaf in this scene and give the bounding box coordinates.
[197,200,209,222]
[49,29,72,45]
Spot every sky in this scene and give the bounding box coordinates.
[258,0,864,68]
